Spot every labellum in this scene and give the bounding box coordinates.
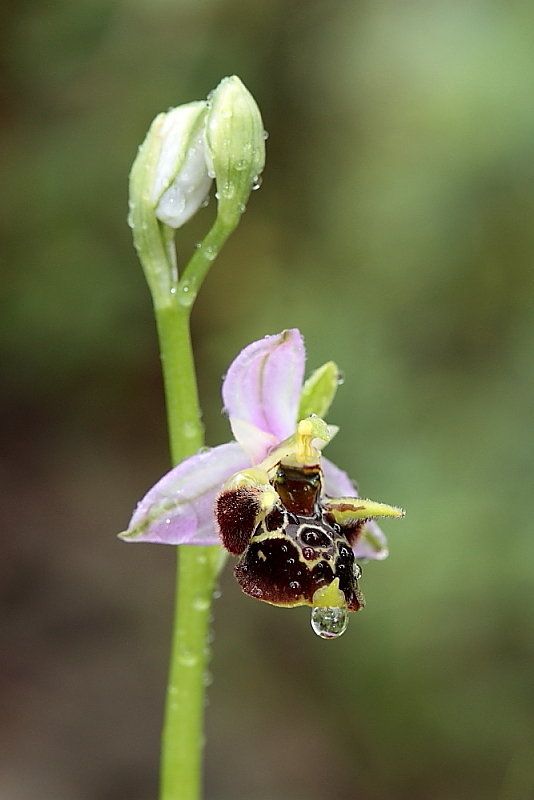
[215,416,402,638]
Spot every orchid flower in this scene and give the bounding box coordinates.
[120,330,403,635]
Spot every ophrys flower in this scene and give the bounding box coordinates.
[120,329,404,637]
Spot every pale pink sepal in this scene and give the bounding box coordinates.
[119,442,250,545]
[222,329,305,461]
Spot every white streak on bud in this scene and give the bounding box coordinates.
[151,102,212,229]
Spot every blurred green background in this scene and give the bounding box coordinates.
[1,1,534,798]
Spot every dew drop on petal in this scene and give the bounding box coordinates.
[310,607,349,639]
[337,371,345,386]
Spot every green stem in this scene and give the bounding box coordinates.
[155,302,218,800]
[153,216,238,800]
[176,214,239,307]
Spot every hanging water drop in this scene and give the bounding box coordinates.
[310,606,349,639]
[336,371,345,386]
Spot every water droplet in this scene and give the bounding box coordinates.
[203,670,213,687]
[310,606,349,639]
[251,174,263,190]
[178,283,194,307]
[201,196,210,208]
[353,563,362,579]
[165,518,171,524]
[238,203,246,213]
[170,286,177,294]
[208,169,216,179]
[337,371,345,386]
[289,581,300,590]
[192,596,209,612]
[263,130,269,140]
[199,446,210,454]
[235,159,247,171]
[177,650,198,667]
[213,589,222,600]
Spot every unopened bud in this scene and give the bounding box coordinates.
[205,76,266,224]
[150,102,212,229]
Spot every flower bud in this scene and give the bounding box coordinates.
[150,101,212,229]
[205,76,266,224]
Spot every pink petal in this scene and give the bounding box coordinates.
[228,419,280,465]
[352,520,389,561]
[222,330,305,459]
[322,457,389,561]
[322,457,359,498]
[119,442,250,545]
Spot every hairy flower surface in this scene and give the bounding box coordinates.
[120,329,402,565]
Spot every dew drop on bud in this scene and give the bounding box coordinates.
[336,371,345,386]
[310,606,349,639]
